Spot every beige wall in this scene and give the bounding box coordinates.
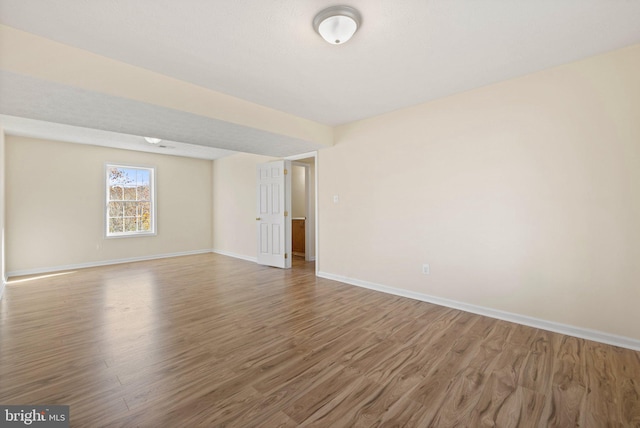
[319,45,640,340]
[5,136,213,274]
[212,152,275,259]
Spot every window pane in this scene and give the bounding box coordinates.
[139,218,150,231]
[139,202,151,231]
[137,185,150,201]
[124,217,137,232]
[124,202,137,217]
[137,170,149,186]
[108,201,123,217]
[123,186,137,201]
[139,202,150,214]
[109,168,132,186]
[107,167,120,184]
[109,218,124,234]
[109,185,123,201]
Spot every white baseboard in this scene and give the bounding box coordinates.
[6,249,213,279]
[211,249,257,263]
[317,271,640,352]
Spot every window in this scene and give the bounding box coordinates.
[106,164,155,237]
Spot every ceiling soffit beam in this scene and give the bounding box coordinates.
[0,25,333,149]
[0,71,322,157]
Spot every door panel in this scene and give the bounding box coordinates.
[256,160,291,268]
[272,225,281,254]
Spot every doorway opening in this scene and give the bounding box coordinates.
[288,153,317,274]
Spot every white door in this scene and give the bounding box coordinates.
[256,160,292,268]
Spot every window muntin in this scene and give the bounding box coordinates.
[106,165,155,237]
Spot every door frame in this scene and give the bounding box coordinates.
[286,151,318,275]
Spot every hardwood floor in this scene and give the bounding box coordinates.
[1,254,639,427]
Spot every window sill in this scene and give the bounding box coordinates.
[105,232,157,239]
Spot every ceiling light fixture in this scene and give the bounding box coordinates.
[313,5,361,45]
[144,137,162,144]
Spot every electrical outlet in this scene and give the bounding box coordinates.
[422,264,430,274]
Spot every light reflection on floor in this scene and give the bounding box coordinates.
[7,271,77,284]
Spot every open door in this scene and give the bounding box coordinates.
[256,160,291,268]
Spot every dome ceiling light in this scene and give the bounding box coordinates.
[313,5,362,45]
[144,137,162,144]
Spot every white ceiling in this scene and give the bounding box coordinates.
[1,0,639,157]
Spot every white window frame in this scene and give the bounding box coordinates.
[105,163,157,238]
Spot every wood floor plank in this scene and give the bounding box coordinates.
[468,371,519,427]
[1,253,639,427]
[544,361,587,427]
[519,330,555,391]
[620,377,640,427]
[496,386,546,428]
[427,365,487,427]
[336,374,423,427]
